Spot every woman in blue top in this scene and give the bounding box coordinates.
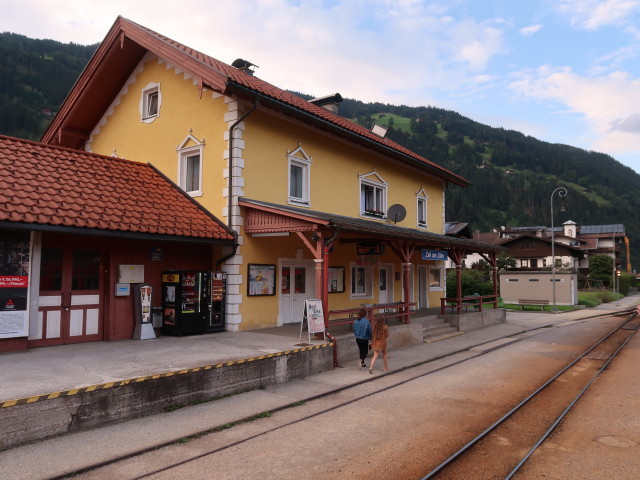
[353,308,372,368]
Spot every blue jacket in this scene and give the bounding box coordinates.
[353,316,372,340]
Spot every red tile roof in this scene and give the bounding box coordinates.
[0,135,234,242]
[42,16,469,187]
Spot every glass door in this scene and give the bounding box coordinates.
[279,262,313,324]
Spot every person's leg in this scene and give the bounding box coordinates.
[370,350,379,373]
[356,338,368,366]
[382,348,389,371]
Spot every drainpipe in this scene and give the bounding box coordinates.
[215,98,259,270]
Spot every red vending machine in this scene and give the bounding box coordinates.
[162,271,212,336]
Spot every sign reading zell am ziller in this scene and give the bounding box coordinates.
[421,249,448,261]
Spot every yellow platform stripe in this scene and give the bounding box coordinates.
[0,342,331,409]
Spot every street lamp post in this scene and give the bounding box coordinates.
[551,187,568,312]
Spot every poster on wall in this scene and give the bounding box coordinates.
[247,264,276,296]
[0,231,30,339]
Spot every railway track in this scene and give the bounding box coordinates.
[60,308,638,480]
[421,309,639,480]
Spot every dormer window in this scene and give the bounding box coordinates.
[140,82,161,123]
[359,171,387,219]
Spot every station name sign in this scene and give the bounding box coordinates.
[421,249,448,261]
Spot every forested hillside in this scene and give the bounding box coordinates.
[0,33,97,140]
[1,33,637,267]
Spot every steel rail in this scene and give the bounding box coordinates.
[504,317,639,479]
[421,310,638,480]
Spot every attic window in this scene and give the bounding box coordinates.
[140,82,162,123]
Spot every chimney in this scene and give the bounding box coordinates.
[309,93,343,114]
[231,58,257,76]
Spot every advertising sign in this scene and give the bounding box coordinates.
[0,231,30,339]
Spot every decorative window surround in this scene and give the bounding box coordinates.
[287,144,312,206]
[359,170,388,220]
[140,82,161,123]
[416,187,428,229]
[428,265,443,291]
[176,133,204,197]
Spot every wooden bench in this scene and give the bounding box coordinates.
[518,299,550,311]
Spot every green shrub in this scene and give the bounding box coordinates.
[446,268,494,298]
[578,290,620,307]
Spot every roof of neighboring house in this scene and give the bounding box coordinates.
[444,222,472,238]
[578,224,626,236]
[478,231,584,254]
[42,16,469,187]
[0,135,234,243]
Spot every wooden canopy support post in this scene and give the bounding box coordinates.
[447,247,466,315]
[296,230,338,328]
[479,251,499,300]
[388,240,416,323]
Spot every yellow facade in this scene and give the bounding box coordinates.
[89,56,230,219]
[86,53,450,331]
[243,110,445,232]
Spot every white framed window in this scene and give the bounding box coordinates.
[416,188,428,228]
[140,82,162,123]
[351,263,373,298]
[286,146,312,206]
[428,265,443,291]
[359,171,388,219]
[176,133,204,197]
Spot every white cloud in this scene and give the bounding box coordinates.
[519,24,542,36]
[510,66,640,157]
[557,0,640,30]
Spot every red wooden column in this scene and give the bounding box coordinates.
[296,230,335,328]
[447,247,466,315]
[388,240,416,323]
[479,251,499,300]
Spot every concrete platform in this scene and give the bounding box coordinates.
[0,296,638,476]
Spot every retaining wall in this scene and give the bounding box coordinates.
[0,345,333,450]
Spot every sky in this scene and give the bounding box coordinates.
[2,0,640,173]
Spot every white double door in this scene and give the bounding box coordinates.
[279,260,315,324]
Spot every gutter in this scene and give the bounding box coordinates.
[216,98,260,269]
[225,82,469,188]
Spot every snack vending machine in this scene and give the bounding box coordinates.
[161,271,226,335]
[162,271,208,336]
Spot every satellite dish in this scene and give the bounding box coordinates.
[387,204,406,224]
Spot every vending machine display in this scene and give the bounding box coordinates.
[205,271,226,332]
[162,271,226,335]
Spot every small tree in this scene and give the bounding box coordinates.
[497,253,516,271]
[588,254,614,287]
